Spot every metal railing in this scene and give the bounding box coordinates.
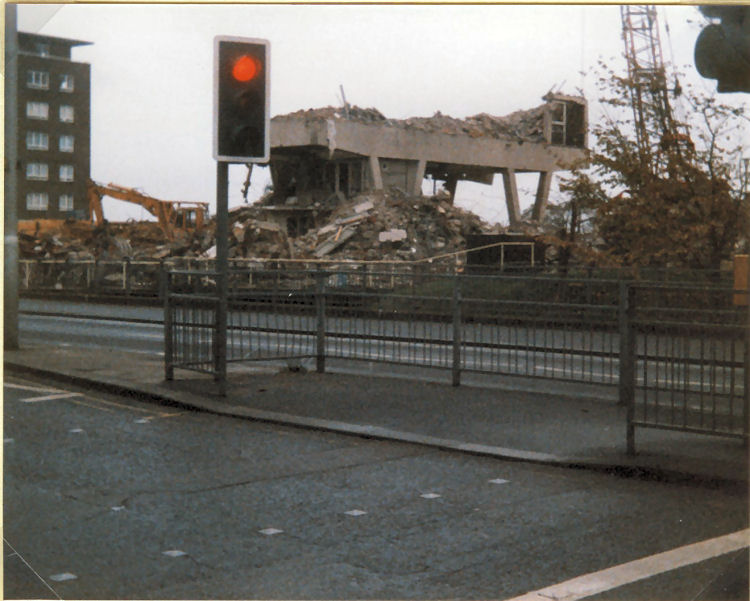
[621,283,748,452]
[165,267,748,451]
[20,257,734,297]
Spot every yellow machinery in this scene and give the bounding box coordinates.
[87,180,209,240]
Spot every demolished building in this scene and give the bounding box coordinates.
[19,94,588,267]
[266,93,588,232]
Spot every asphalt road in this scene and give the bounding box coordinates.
[4,374,748,600]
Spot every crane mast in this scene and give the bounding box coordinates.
[620,5,691,178]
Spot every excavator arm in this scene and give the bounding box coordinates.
[87,181,106,226]
[86,180,209,241]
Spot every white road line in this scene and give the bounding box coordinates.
[3,538,63,600]
[21,392,83,403]
[5,382,63,393]
[506,528,750,601]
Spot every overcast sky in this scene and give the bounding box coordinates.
[15,3,742,224]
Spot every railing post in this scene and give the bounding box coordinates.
[619,281,636,454]
[93,259,100,291]
[158,260,166,301]
[124,258,131,295]
[316,270,327,374]
[164,269,174,381]
[452,274,462,387]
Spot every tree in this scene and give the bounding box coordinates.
[538,170,608,275]
[556,58,748,273]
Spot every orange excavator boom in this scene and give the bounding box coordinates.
[87,180,209,240]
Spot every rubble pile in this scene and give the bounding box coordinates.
[18,220,214,262]
[275,104,546,143]
[224,188,495,262]
[19,189,497,265]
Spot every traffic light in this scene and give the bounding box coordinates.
[214,36,270,162]
[694,6,750,93]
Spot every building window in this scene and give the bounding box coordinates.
[26,162,49,181]
[26,131,49,150]
[59,74,75,92]
[59,165,75,182]
[59,105,75,122]
[35,43,50,57]
[59,194,74,212]
[26,101,49,120]
[26,192,49,211]
[27,70,49,89]
[59,135,74,152]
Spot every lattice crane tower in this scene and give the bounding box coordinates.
[620,5,692,177]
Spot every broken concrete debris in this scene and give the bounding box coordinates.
[277,103,549,144]
[18,188,500,265]
[378,229,407,243]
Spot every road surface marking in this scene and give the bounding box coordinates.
[131,413,184,422]
[5,382,62,393]
[74,396,155,414]
[162,550,187,558]
[259,528,283,535]
[420,493,441,499]
[505,528,750,601]
[3,538,63,600]
[344,509,367,516]
[21,392,82,403]
[489,478,510,484]
[49,572,77,582]
[70,398,114,413]
[152,411,184,420]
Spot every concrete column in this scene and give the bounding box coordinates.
[501,168,521,229]
[368,155,383,190]
[409,159,427,196]
[445,175,458,203]
[532,171,552,222]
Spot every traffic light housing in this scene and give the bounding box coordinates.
[694,6,750,93]
[214,36,270,162]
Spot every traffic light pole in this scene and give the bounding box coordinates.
[211,35,269,395]
[214,161,229,395]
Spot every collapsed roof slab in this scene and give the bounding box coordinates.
[272,118,582,173]
[269,94,588,228]
[271,94,587,174]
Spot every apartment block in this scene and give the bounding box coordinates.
[16,32,91,221]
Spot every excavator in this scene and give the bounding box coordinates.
[19,181,209,241]
[87,180,209,240]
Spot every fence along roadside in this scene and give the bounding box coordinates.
[162,267,747,453]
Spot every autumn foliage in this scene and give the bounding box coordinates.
[550,60,748,273]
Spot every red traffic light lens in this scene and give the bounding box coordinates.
[232,55,261,82]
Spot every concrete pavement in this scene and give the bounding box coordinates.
[4,344,748,486]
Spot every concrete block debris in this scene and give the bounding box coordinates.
[378,229,407,243]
